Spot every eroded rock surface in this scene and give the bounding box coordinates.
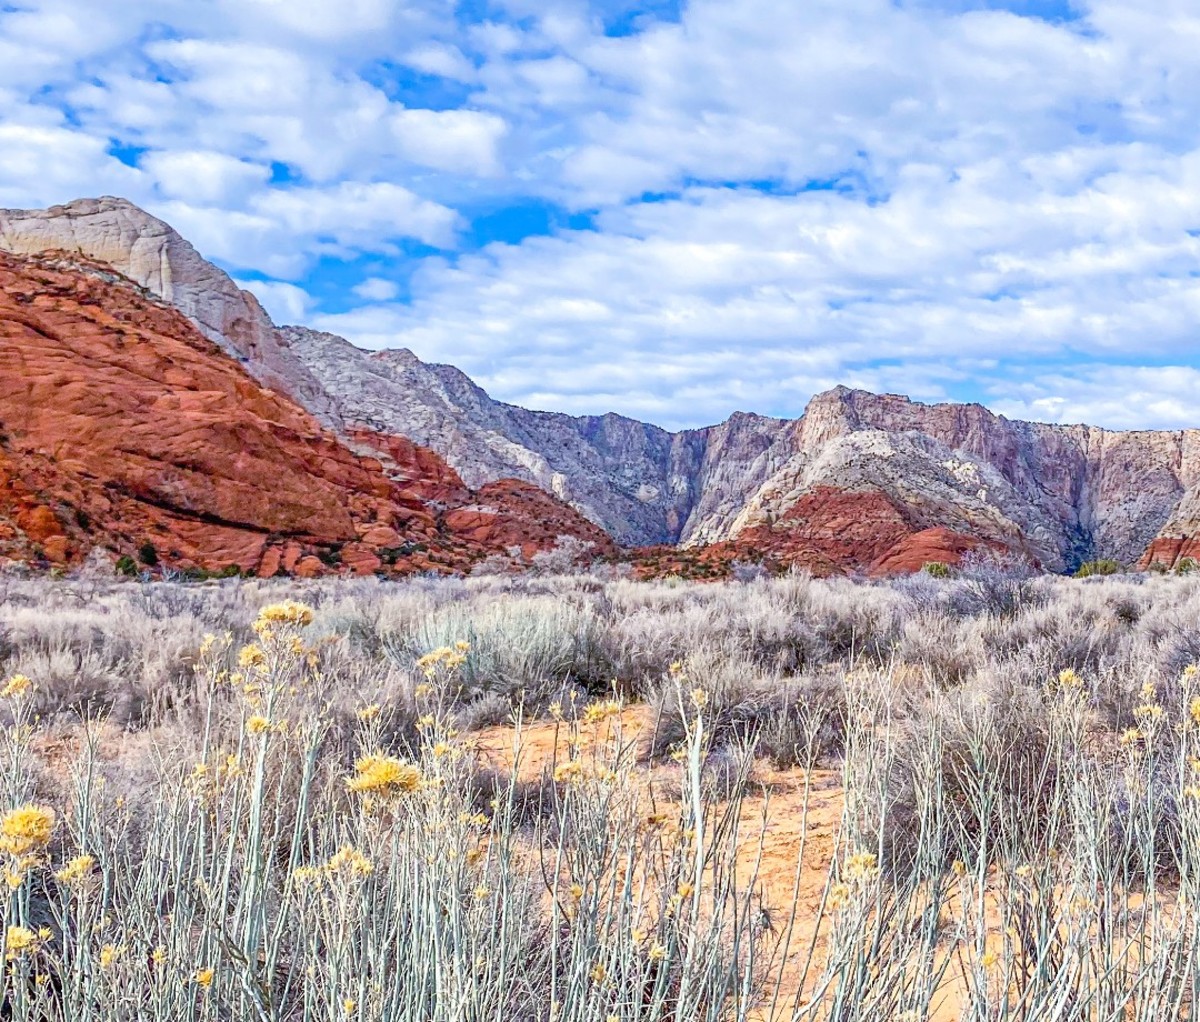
[0,197,338,423]
[5,197,1199,577]
[0,251,609,575]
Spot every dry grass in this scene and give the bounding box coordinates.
[0,568,1198,1019]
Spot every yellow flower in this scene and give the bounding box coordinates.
[346,754,422,797]
[569,882,584,900]
[1056,668,1083,691]
[1014,864,1032,879]
[1133,703,1164,722]
[1,674,32,699]
[292,865,322,886]
[0,805,55,857]
[55,854,95,886]
[553,760,584,784]
[194,966,215,988]
[4,926,37,960]
[246,715,272,735]
[590,963,607,983]
[254,602,314,628]
[343,999,357,1015]
[416,645,469,676]
[845,851,879,882]
[648,943,667,961]
[690,688,709,710]
[473,885,491,900]
[582,698,622,725]
[237,644,267,670]
[951,859,967,878]
[357,704,381,722]
[99,944,121,969]
[1119,727,1142,747]
[828,883,851,909]
[668,661,685,676]
[1190,697,1200,728]
[676,881,695,898]
[980,950,999,969]
[326,845,374,878]
[151,946,167,966]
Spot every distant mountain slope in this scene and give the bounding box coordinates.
[3,196,1198,576]
[287,324,1200,571]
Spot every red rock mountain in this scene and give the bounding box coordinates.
[0,250,611,575]
[2,196,1198,578]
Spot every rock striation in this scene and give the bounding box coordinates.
[0,250,610,575]
[1139,483,1200,569]
[0,197,339,424]
[288,327,1200,573]
[4,196,1199,577]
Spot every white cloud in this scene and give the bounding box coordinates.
[402,42,477,82]
[990,365,1200,431]
[389,108,508,175]
[252,181,460,250]
[1,0,1199,430]
[141,150,270,204]
[236,278,315,324]
[353,277,401,301]
[0,121,145,208]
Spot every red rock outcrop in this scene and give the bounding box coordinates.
[445,479,616,561]
[1138,484,1200,569]
[0,251,612,576]
[722,487,914,575]
[868,527,986,576]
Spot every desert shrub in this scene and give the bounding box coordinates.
[1074,558,1122,578]
[1176,557,1198,575]
[947,549,1044,618]
[729,560,770,584]
[922,561,950,578]
[528,536,596,575]
[388,595,616,708]
[1,575,1200,1018]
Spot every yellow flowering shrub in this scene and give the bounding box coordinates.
[346,754,422,797]
[1,674,32,699]
[0,805,55,857]
[255,601,315,628]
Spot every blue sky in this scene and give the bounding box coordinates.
[1,0,1199,430]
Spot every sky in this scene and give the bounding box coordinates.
[1,0,1199,431]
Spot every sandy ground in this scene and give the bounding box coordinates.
[473,707,861,1020]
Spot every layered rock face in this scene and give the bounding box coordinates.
[1140,483,1200,569]
[0,197,339,424]
[290,325,1200,572]
[283,327,711,545]
[0,250,610,575]
[4,196,1198,577]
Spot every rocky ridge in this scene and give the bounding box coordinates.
[3,196,1198,576]
[0,197,339,424]
[289,327,1200,572]
[0,249,611,575]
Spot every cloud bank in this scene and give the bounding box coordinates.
[1,0,1198,429]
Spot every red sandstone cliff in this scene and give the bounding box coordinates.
[0,251,612,576]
